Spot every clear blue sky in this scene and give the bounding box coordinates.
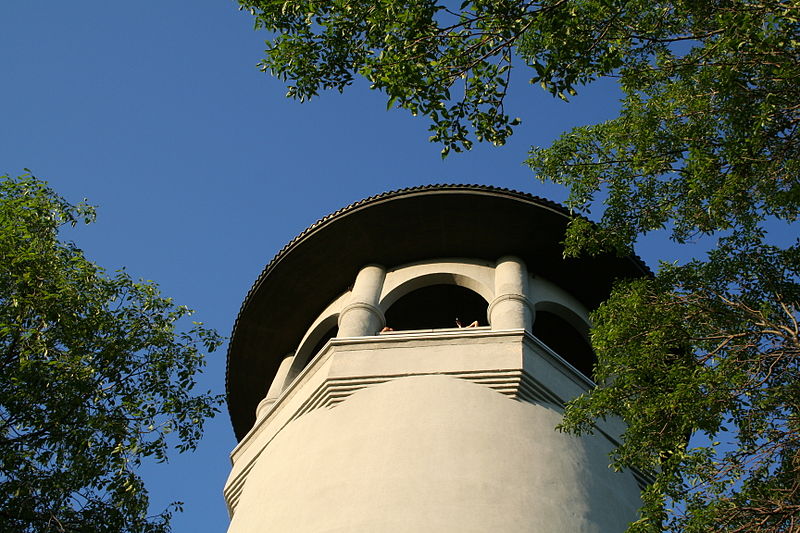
[0,2,763,531]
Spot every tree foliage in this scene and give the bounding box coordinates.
[572,235,800,532]
[0,174,222,533]
[239,0,800,530]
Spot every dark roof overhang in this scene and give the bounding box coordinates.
[226,185,650,440]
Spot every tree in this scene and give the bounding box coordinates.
[237,1,799,530]
[0,173,222,533]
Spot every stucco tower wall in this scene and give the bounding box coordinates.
[228,375,640,533]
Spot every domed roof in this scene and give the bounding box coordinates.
[226,185,650,440]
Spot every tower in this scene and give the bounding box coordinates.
[223,185,650,532]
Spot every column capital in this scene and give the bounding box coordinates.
[338,302,386,329]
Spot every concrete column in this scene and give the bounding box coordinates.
[255,353,295,420]
[488,256,533,330]
[338,264,386,337]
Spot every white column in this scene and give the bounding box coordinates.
[338,264,386,337]
[255,353,295,419]
[488,256,533,331]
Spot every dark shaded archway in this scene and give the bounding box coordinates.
[305,324,338,365]
[285,321,340,387]
[532,311,596,379]
[384,284,488,331]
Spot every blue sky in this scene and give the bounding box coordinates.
[0,2,766,531]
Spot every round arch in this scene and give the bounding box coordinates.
[379,271,493,313]
[533,301,596,379]
[383,284,488,331]
[288,313,340,383]
[534,300,591,341]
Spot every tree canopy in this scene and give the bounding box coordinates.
[239,1,799,531]
[0,174,222,532]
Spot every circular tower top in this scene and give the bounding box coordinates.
[226,184,649,440]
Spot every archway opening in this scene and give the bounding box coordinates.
[384,284,488,331]
[293,323,339,377]
[532,310,596,379]
[308,324,338,361]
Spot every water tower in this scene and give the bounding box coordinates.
[223,185,649,532]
